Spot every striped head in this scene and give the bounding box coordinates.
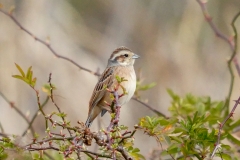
[108,46,140,67]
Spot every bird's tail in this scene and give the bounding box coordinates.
[85,116,92,128]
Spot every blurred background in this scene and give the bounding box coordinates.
[0,0,240,158]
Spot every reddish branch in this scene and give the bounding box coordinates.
[101,83,135,160]
[196,1,240,158]
[196,0,240,76]
[211,97,240,158]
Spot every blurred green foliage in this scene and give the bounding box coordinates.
[137,89,240,159]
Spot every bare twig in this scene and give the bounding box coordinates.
[48,73,72,136]
[0,8,100,77]
[30,86,48,130]
[0,92,35,136]
[196,0,235,51]
[22,96,49,136]
[132,97,167,118]
[0,132,8,138]
[196,0,240,110]
[211,96,240,158]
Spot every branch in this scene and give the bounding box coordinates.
[103,83,133,160]
[132,97,167,118]
[48,73,73,137]
[22,96,49,136]
[0,92,35,136]
[0,8,100,76]
[196,0,240,109]
[211,96,240,158]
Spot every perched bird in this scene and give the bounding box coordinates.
[85,46,139,128]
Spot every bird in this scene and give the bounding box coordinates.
[85,46,139,128]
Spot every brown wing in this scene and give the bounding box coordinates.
[88,67,114,114]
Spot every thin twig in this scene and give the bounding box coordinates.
[196,0,240,114]
[132,97,167,118]
[22,96,49,136]
[211,96,240,158]
[48,73,72,137]
[0,8,100,76]
[0,92,35,136]
[0,132,8,138]
[30,86,48,130]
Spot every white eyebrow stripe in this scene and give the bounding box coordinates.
[110,51,125,61]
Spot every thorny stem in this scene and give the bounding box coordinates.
[104,82,133,160]
[211,97,240,158]
[196,1,240,158]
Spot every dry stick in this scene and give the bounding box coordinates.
[0,9,100,77]
[22,96,49,136]
[0,8,164,117]
[0,92,35,136]
[211,97,240,158]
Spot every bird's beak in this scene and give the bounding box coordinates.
[132,54,140,59]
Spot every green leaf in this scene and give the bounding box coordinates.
[115,75,121,83]
[31,77,37,87]
[26,66,32,79]
[14,63,25,77]
[218,153,232,160]
[138,82,156,91]
[227,133,240,145]
[12,75,30,84]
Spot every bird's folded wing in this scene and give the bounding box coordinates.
[88,67,114,113]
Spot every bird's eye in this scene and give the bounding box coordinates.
[124,54,129,57]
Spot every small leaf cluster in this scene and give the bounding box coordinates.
[12,63,37,87]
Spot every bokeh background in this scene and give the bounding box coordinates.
[0,0,240,158]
